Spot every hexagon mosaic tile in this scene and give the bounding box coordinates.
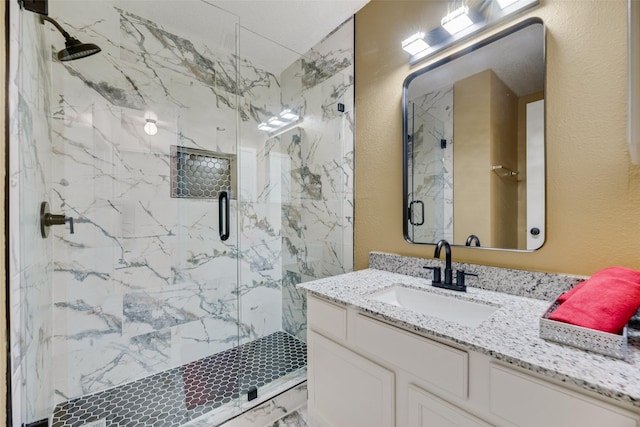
[51,332,307,427]
[171,145,233,199]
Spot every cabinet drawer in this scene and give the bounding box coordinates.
[308,296,347,342]
[490,364,638,427]
[355,314,468,399]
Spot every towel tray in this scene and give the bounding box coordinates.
[540,300,628,360]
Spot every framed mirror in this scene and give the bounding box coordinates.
[402,18,545,251]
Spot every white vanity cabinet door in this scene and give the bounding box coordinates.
[408,385,491,427]
[490,365,638,427]
[308,330,395,427]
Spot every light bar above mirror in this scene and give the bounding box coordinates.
[401,0,540,65]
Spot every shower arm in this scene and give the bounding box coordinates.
[40,15,73,41]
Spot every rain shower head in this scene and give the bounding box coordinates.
[41,16,101,61]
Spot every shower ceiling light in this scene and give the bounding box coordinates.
[144,119,158,136]
[441,6,474,35]
[402,32,430,56]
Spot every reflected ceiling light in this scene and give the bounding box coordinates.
[441,6,474,35]
[258,122,275,132]
[279,109,299,121]
[144,119,158,136]
[496,0,520,8]
[267,117,285,126]
[258,108,302,135]
[402,32,430,56]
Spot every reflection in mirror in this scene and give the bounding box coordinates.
[403,19,545,251]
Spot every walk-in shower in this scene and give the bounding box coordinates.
[8,1,354,425]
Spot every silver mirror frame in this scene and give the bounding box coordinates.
[402,17,546,251]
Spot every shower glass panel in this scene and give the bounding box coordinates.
[235,25,353,409]
[9,0,354,425]
[407,89,454,244]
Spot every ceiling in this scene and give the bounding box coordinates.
[211,0,370,54]
[118,0,370,73]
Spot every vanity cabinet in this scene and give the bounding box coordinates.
[306,295,640,427]
[308,330,395,427]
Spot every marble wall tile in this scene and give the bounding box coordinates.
[280,17,354,339]
[53,330,172,401]
[12,1,354,421]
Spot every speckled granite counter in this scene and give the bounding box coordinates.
[298,267,640,410]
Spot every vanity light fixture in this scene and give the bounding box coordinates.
[403,0,540,65]
[402,32,430,56]
[441,6,474,35]
[144,118,158,136]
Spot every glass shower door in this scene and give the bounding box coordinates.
[235,18,354,410]
[9,0,253,425]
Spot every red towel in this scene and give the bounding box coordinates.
[592,266,640,283]
[557,266,640,303]
[549,275,640,334]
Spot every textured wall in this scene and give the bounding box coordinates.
[355,0,640,275]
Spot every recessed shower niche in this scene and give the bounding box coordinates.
[170,145,237,199]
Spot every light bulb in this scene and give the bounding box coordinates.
[144,119,158,136]
[442,6,474,35]
[402,32,430,56]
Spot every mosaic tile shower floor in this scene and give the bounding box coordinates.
[51,331,307,427]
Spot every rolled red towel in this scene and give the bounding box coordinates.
[557,266,640,303]
[557,281,587,303]
[549,276,640,334]
[592,266,640,283]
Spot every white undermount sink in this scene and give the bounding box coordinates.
[366,284,499,328]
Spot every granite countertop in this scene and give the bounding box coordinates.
[298,268,640,409]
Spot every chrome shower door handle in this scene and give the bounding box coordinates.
[219,191,230,241]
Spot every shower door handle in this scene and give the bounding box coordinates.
[219,191,230,241]
[409,200,425,226]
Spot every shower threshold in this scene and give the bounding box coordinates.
[51,331,307,427]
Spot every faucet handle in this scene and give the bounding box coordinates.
[423,266,441,283]
[456,270,478,288]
